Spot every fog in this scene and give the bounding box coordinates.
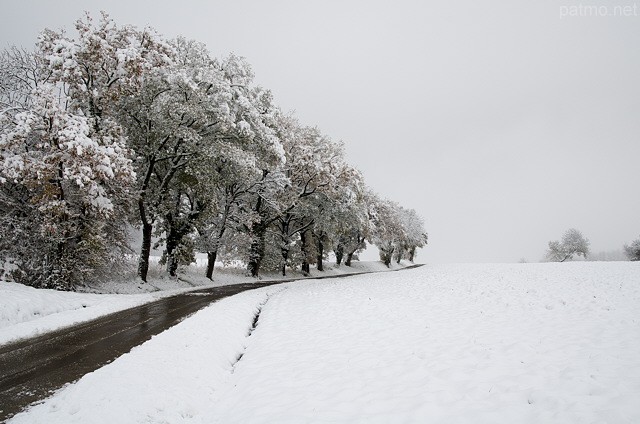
[2,0,639,262]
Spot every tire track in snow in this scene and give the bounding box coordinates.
[231,287,286,372]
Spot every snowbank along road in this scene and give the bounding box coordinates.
[0,265,421,421]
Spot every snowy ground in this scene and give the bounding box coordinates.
[7,262,640,423]
[0,259,401,346]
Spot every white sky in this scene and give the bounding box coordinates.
[2,0,639,263]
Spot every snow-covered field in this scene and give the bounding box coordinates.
[7,262,640,423]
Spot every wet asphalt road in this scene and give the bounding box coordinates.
[0,265,422,422]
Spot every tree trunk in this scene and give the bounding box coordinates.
[247,191,269,278]
[247,221,267,278]
[281,246,289,276]
[165,225,180,277]
[380,244,394,267]
[316,234,324,271]
[138,221,153,282]
[206,250,217,280]
[137,160,155,283]
[247,237,264,278]
[300,230,310,275]
[394,244,404,264]
[345,252,354,266]
[203,222,227,280]
[344,234,364,267]
[335,244,344,265]
[408,247,416,263]
[383,251,393,267]
[203,193,233,280]
[279,217,290,277]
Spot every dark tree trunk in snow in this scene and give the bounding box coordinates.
[279,217,290,277]
[206,250,217,280]
[247,236,264,278]
[382,249,393,267]
[344,234,364,267]
[300,230,310,275]
[394,244,404,264]
[408,247,416,263]
[316,235,324,271]
[247,221,267,278]
[137,160,155,283]
[335,244,344,266]
[247,191,270,278]
[345,252,354,266]
[165,222,180,277]
[203,193,235,280]
[202,224,226,280]
[163,191,203,277]
[379,242,394,267]
[281,246,289,276]
[138,221,153,282]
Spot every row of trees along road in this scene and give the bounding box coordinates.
[0,13,428,290]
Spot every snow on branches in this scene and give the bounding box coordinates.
[546,228,590,262]
[37,12,174,121]
[0,85,135,289]
[1,85,134,214]
[1,12,428,288]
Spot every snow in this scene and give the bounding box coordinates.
[0,259,398,346]
[0,281,166,346]
[7,262,640,423]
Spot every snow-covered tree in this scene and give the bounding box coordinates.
[37,12,173,127]
[624,236,640,261]
[121,65,220,279]
[330,176,372,267]
[122,46,285,280]
[546,228,590,262]
[302,165,370,272]
[368,194,405,267]
[195,182,256,279]
[1,16,148,289]
[1,47,51,120]
[267,116,352,276]
[192,151,273,280]
[240,168,288,277]
[301,165,367,269]
[393,207,428,263]
[366,191,428,267]
[193,56,285,279]
[0,85,135,289]
[36,13,175,282]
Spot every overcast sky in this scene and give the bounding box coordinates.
[2,0,639,263]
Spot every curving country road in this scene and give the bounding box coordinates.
[0,265,422,422]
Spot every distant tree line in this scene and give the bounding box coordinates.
[545,228,640,262]
[0,13,427,290]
